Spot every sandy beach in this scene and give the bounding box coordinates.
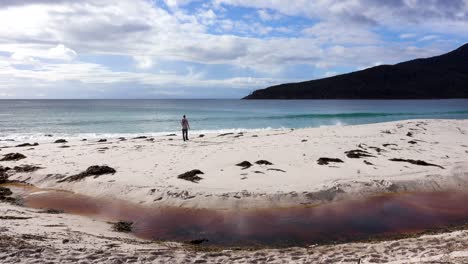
[1,119,468,263]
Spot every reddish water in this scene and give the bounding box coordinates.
[9,186,468,247]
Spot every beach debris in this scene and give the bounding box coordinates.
[368,146,385,153]
[57,165,117,182]
[217,133,234,137]
[363,160,374,166]
[255,160,273,165]
[187,239,209,245]
[118,137,127,141]
[112,221,133,233]
[389,158,444,169]
[97,139,107,142]
[408,140,417,144]
[133,136,147,139]
[267,168,286,172]
[198,134,205,138]
[177,169,204,183]
[0,166,11,172]
[15,143,38,148]
[301,139,308,142]
[305,187,345,202]
[39,208,64,214]
[81,139,87,141]
[0,216,31,220]
[345,149,375,159]
[45,134,53,137]
[0,172,8,184]
[166,134,177,137]
[317,158,344,165]
[406,132,413,137]
[236,161,252,169]
[1,153,26,161]
[13,165,42,173]
[0,187,20,205]
[254,171,265,174]
[146,138,155,142]
[381,130,392,134]
[54,139,67,143]
[59,145,70,148]
[383,143,398,147]
[0,187,12,197]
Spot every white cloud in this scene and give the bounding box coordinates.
[47,44,77,61]
[257,9,282,21]
[0,0,465,98]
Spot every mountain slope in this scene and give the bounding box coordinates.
[244,44,468,99]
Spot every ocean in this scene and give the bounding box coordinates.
[1,99,467,141]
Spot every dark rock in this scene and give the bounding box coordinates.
[1,153,26,161]
[198,134,205,138]
[408,140,417,144]
[13,165,42,173]
[317,158,344,165]
[383,144,398,147]
[406,132,413,137]
[236,161,252,169]
[15,143,38,147]
[59,145,70,148]
[45,134,53,137]
[364,160,374,166]
[301,139,308,142]
[253,171,265,174]
[97,139,107,142]
[62,239,70,244]
[54,139,67,143]
[345,149,375,159]
[133,136,147,139]
[118,137,126,141]
[81,139,87,141]
[389,158,445,169]
[166,134,177,137]
[187,239,209,245]
[57,165,116,182]
[255,160,273,165]
[177,169,204,183]
[112,221,133,233]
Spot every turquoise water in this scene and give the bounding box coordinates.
[0,99,467,140]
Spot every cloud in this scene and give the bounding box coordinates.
[0,0,465,98]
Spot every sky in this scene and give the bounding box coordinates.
[0,0,467,99]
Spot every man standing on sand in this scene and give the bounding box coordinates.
[181,115,190,141]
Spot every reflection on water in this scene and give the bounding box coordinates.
[8,185,468,247]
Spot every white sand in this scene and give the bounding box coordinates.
[2,119,468,209]
[2,119,468,263]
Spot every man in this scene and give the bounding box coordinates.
[181,115,190,141]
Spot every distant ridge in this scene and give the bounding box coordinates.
[244,43,468,99]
